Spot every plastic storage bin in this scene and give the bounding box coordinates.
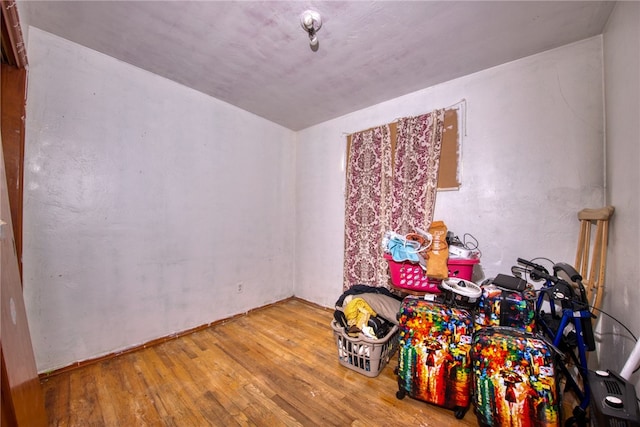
[384,253,440,292]
[385,254,480,292]
[331,320,399,377]
[447,257,479,280]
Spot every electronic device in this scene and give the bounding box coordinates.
[439,278,482,309]
[589,369,640,427]
[448,245,473,259]
[491,273,527,292]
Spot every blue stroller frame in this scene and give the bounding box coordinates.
[516,258,595,427]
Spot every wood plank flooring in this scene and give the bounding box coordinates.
[41,298,480,426]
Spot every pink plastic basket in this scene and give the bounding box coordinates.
[384,253,440,292]
[385,254,480,292]
[447,257,480,281]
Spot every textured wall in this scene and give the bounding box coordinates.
[23,28,296,372]
[602,1,640,388]
[295,37,605,308]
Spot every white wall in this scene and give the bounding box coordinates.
[23,28,297,372]
[295,37,605,308]
[601,1,640,388]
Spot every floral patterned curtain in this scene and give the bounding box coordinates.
[391,109,445,233]
[343,125,393,289]
[343,109,445,290]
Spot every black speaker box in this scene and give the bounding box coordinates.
[589,369,640,427]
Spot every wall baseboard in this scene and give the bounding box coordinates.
[38,296,329,379]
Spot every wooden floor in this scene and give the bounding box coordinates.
[41,298,481,426]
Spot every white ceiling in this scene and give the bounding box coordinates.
[21,1,615,131]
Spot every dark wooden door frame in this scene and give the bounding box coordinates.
[1,1,47,425]
[1,0,27,277]
[1,0,28,68]
[1,63,26,279]
[0,141,47,426]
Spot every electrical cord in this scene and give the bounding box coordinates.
[448,232,482,258]
[530,277,637,342]
[588,305,640,374]
[461,233,481,257]
[589,305,637,342]
[531,256,556,266]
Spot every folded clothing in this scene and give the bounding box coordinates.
[335,284,402,307]
[333,310,392,339]
[333,288,402,339]
[343,297,376,329]
[348,293,401,325]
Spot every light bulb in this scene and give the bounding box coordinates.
[300,10,322,50]
[300,10,322,31]
[303,14,313,29]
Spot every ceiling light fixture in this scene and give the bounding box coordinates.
[300,10,322,51]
